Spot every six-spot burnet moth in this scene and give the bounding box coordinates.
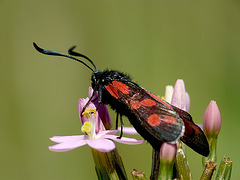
[33,42,209,157]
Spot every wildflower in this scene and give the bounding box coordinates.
[49,105,144,153]
[171,79,190,112]
[158,142,177,180]
[203,100,221,138]
[160,142,177,163]
[202,100,221,164]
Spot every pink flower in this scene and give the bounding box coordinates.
[160,142,177,162]
[49,129,144,153]
[49,91,144,153]
[171,79,190,112]
[203,100,221,137]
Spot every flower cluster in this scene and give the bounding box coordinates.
[155,79,231,180]
[48,80,231,180]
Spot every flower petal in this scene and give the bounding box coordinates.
[160,142,177,162]
[97,104,112,130]
[197,124,203,130]
[165,85,174,104]
[49,140,87,152]
[97,130,118,137]
[78,98,90,124]
[185,92,190,112]
[87,138,116,152]
[49,135,88,143]
[117,127,139,135]
[171,79,186,111]
[88,87,112,130]
[88,86,98,100]
[106,135,145,145]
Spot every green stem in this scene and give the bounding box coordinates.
[175,141,192,180]
[203,137,217,167]
[158,160,174,180]
[91,148,128,180]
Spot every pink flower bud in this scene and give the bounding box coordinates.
[203,100,221,137]
[160,143,177,162]
[171,79,190,112]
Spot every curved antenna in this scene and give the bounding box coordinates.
[33,42,95,72]
[68,46,98,72]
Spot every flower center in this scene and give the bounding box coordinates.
[81,122,92,135]
[82,108,97,118]
[81,108,97,138]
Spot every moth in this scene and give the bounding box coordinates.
[33,43,209,157]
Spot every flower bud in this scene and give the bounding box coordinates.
[202,100,221,165]
[165,85,174,103]
[203,100,221,137]
[160,143,177,163]
[171,79,190,112]
[158,143,177,180]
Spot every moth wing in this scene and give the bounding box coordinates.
[105,80,209,156]
[172,106,210,156]
[116,84,185,143]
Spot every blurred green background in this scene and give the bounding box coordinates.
[1,1,239,179]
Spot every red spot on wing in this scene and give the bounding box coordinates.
[140,99,156,107]
[106,84,119,99]
[130,99,156,109]
[146,92,172,108]
[148,114,161,126]
[130,100,141,109]
[163,116,178,124]
[112,81,130,95]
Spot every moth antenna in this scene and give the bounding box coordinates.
[68,46,98,72]
[33,42,95,72]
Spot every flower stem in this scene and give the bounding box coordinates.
[203,137,217,167]
[175,141,192,180]
[158,161,174,180]
[91,148,128,180]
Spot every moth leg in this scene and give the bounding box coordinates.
[150,147,161,180]
[117,114,124,139]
